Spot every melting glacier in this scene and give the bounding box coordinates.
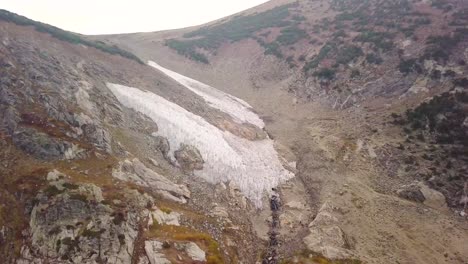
[148,61,265,129]
[107,72,293,207]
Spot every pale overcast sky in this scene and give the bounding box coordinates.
[0,0,269,35]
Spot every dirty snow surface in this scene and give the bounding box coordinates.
[148,61,265,128]
[107,82,293,207]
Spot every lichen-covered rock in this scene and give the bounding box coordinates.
[12,127,86,160]
[18,171,148,264]
[144,241,171,264]
[113,158,190,203]
[174,144,204,173]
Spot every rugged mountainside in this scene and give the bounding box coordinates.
[1,0,468,263]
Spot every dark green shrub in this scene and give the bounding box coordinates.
[276,26,308,45]
[443,70,456,78]
[398,58,423,74]
[313,68,336,80]
[165,39,209,64]
[430,70,442,79]
[354,31,394,51]
[336,45,363,65]
[350,69,360,78]
[365,53,383,64]
[304,42,336,72]
[256,39,283,58]
[453,78,468,88]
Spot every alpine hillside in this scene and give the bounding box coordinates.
[0,0,467,263]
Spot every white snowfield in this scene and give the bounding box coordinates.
[148,61,265,129]
[107,82,293,207]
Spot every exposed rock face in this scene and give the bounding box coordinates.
[303,202,353,260]
[113,158,190,203]
[72,113,112,153]
[12,127,86,160]
[149,209,181,226]
[18,171,153,264]
[174,144,204,173]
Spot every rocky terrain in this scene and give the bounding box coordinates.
[1,0,468,263]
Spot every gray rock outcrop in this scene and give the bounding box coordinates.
[113,158,190,203]
[18,171,153,264]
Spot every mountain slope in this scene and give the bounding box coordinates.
[96,0,468,263]
[0,10,300,263]
[0,1,467,263]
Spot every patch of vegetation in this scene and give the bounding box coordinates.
[431,0,454,12]
[112,212,126,225]
[69,193,88,202]
[159,206,172,214]
[148,224,224,264]
[165,39,209,64]
[256,39,283,58]
[333,29,348,38]
[350,69,360,78]
[450,9,468,26]
[281,249,362,264]
[336,45,363,65]
[313,68,336,80]
[276,26,308,45]
[62,182,79,190]
[304,42,336,72]
[291,15,306,22]
[354,31,394,51]
[366,53,383,64]
[405,91,467,143]
[453,78,468,88]
[82,228,105,238]
[335,10,366,21]
[0,10,143,64]
[423,28,468,63]
[44,185,63,197]
[398,58,423,74]
[166,4,296,62]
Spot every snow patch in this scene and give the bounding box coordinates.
[148,61,265,128]
[107,83,293,207]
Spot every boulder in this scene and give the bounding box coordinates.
[174,144,204,173]
[303,202,353,260]
[397,182,448,211]
[149,209,180,226]
[418,182,449,211]
[397,184,426,203]
[175,242,206,262]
